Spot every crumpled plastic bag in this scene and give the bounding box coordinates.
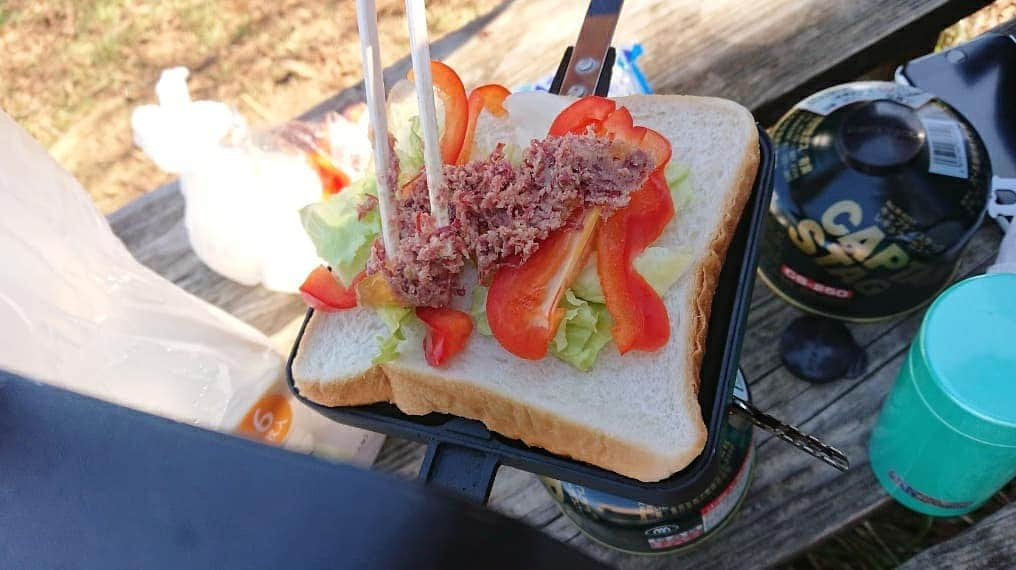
[0,108,382,464]
[131,67,371,293]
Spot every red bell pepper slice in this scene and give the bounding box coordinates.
[299,266,362,311]
[595,106,672,172]
[597,173,674,353]
[457,84,511,164]
[408,61,468,164]
[548,96,616,136]
[487,209,600,359]
[593,106,675,353]
[309,151,351,196]
[416,307,474,367]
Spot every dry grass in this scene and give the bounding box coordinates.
[0,0,501,213]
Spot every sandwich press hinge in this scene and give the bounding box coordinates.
[419,441,500,504]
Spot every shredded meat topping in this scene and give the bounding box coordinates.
[369,133,653,307]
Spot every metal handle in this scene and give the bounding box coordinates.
[552,0,623,97]
[731,397,850,472]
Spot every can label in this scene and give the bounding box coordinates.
[541,373,755,555]
[760,85,989,321]
[797,83,934,116]
[921,118,969,179]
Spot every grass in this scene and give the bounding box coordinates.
[0,0,501,212]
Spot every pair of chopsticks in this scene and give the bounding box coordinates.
[356,0,448,257]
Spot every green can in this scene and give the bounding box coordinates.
[540,371,754,555]
[869,274,1016,516]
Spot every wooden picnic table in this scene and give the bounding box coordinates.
[109,0,1008,567]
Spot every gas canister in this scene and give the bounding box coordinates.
[759,82,991,321]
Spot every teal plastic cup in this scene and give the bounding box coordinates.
[869,273,1016,516]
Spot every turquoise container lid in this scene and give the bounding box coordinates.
[913,273,1016,447]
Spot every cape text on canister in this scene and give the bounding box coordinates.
[759,82,990,321]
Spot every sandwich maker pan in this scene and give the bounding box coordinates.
[287,125,775,505]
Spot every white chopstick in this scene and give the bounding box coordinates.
[355,0,400,256]
[405,0,449,227]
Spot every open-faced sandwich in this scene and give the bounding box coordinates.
[291,61,759,482]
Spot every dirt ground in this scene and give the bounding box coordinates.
[0,0,501,213]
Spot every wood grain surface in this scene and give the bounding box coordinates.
[898,501,1016,569]
[108,0,997,567]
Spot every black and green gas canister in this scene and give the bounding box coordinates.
[759,81,992,321]
[539,371,755,555]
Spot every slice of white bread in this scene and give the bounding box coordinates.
[292,94,760,482]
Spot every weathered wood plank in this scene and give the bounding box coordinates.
[743,224,1001,415]
[563,238,1002,568]
[438,0,989,124]
[899,502,1016,570]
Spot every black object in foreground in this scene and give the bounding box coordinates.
[780,316,868,383]
[0,371,604,570]
[287,127,776,505]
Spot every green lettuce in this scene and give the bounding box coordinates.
[299,177,380,286]
[470,285,493,336]
[634,246,692,296]
[373,306,414,364]
[570,162,694,303]
[550,290,614,372]
[502,143,524,166]
[394,115,424,187]
[571,246,692,304]
[666,161,693,212]
[571,258,606,303]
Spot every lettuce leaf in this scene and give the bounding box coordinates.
[634,246,692,297]
[373,306,413,364]
[299,177,379,286]
[571,258,606,304]
[470,285,492,336]
[572,246,692,304]
[394,115,424,188]
[666,161,693,212]
[570,162,694,304]
[550,290,614,372]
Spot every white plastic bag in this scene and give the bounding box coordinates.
[0,108,382,464]
[132,67,371,293]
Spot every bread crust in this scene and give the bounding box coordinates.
[293,95,760,482]
[296,362,703,481]
[686,122,760,392]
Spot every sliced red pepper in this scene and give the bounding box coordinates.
[594,106,675,353]
[416,307,474,367]
[308,146,351,197]
[299,267,363,311]
[595,106,672,172]
[457,84,511,164]
[597,172,674,353]
[408,61,468,164]
[487,209,600,359]
[548,96,616,136]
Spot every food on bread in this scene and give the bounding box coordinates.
[293,62,759,481]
